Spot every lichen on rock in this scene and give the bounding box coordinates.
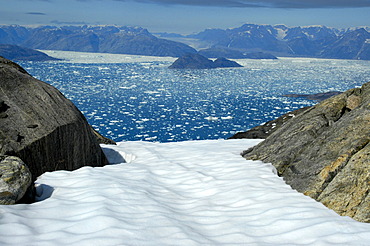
[0,155,32,204]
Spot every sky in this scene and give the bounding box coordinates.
[1,0,370,34]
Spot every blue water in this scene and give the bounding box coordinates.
[20,57,370,142]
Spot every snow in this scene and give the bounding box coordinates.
[40,50,176,64]
[275,28,288,40]
[1,139,370,245]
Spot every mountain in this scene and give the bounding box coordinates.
[242,82,370,222]
[189,24,290,55]
[0,25,197,57]
[0,44,60,61]
[321,28,370,59]
[186,24,370,60]
[356,39,370,60]
[1,24,368,59]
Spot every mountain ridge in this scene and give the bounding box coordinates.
[0,44,60,61]
[1,24,369,59]
[0,25,197,57]
[159,24,370,60]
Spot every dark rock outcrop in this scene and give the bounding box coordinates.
[242,82,370,222]
[169,53,242,69]
[0,44,60,61]
[283,91,342,101]
[0,155,32,204]
[90,126,116,145]
[213,57,243,68]
[0,57,108,192]
[321,28,370,60]
[230,91,341,139]
[169,53,216,69]
[229,107,310,139]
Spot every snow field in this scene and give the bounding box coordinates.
[0,139,369,245]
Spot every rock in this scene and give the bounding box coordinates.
[0,155,32,204]
[0,57,108,187]
[169,54,243,69]
[228,107,310,139]
[242,82,370,222]
[282,91,342,101]
[0,44,60,61]
[346,94,361,110]
[213,57,243,68]
[230,90,343,140]
[90,126,116,145]
[169,53,216,69]
[317,143,370,222]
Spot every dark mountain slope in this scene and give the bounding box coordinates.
[0,44,60,61]
[0,25,197,57]
[187,24,370,59]
[321,28,370,59]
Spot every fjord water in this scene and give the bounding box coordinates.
[19,52,370,142]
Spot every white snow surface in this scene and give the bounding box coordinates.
[40,50,176,64]
[1,139,370,245]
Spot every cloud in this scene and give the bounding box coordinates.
[23,0,370,8]
[116,0,370,8]
[26,12,47,15]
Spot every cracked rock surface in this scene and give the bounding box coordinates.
[243,82,370,222]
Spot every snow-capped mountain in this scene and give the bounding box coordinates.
[186,24,370,59]
[1,24,369,60]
